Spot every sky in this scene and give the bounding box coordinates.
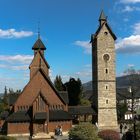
[0,0,140,93]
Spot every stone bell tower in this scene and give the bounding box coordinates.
[91,10,118,130]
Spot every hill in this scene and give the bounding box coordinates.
[83,74,140,91]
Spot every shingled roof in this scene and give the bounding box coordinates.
[32,38,46,50]
[6,111,31,122]
[58,91,69,104]
[8,93,20,106]
[49,110,72,121]
[34,112,48,120]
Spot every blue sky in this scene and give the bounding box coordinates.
[0,0,140,93]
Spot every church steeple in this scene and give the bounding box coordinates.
[99,10,107,26]
[32,38,46,56]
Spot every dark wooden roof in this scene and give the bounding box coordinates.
[49,110,72,121]
[6,111,31,122]
[32,38,46,50]
[34,112,47,120]
[58,91,69,104]
[8,93,19,106]
[68,106,96,115]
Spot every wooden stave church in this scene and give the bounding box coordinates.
[6,37,72,136]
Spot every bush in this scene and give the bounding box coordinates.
[98,130,120,140]
[69,123,101,140]
[0,135,16,140]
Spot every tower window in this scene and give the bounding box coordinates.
[104,32,108,35]
[105,68,109,74]
[106,100,108,104]
[105,84,109,90]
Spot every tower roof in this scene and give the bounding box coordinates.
[99,10,106,21]
[32,38,46,50]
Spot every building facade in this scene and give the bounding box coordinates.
[6,38,72,137]
[91,11,118,130]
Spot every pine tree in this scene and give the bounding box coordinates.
[54,75,65,91]
[3,86,8,109]
[65,78,83,106]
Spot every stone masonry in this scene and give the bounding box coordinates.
[91,11,118,130]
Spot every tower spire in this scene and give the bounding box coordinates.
[99,10,107,26]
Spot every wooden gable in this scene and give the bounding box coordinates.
[29,51,50,79]
[14,69,65,112]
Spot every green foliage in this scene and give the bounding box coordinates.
[80,98,91,106]
[98,130,120,140]
[0,135,16,140]
[0,103,5,113]
[136,121,140,140]
[117,102,128,121]
[54,75,65,91]
[69,123,101,140]
[65,78,83,106]
[2,86,8,110]
[3,86,8,106]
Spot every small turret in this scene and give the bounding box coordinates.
[32,38,46,56]
[99,10,107,26]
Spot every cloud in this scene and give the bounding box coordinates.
[74,40,91,54]
[133,23,140,35]
[128,64,135,67]
[122,6,134,12]
[122,5,140,12]
[0,54,33,71]
[0,28,33,38]
[116,35,140,54]
[0,55,33,64]
[120,0,140,4]
[116,22,140,54]
[0,64,28,71]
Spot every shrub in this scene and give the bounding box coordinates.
[69,123,101,140]
[98,130,120,140]
[0,135,16,140]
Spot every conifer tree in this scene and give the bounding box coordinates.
[54,75,65,91]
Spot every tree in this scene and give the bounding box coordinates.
[123,67,140,140]
[54,75,65,91]
[69,123,101,140]
[117,102,128,121]
[65,78,83,106]
[80,98,91,106]
[3,86,8,109]
[136,122,140,140]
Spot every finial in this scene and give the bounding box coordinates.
[38,21,40,39]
